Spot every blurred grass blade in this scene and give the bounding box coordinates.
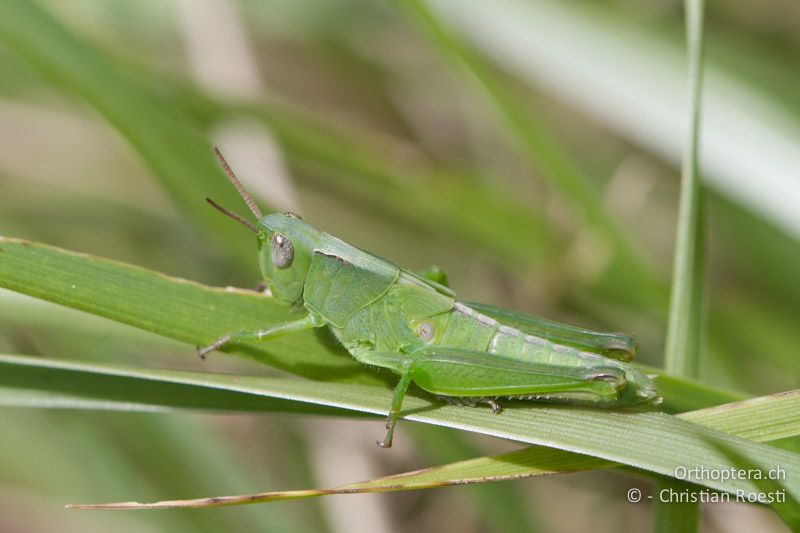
[663,0,707,379]
[428,0,800,242]
[652,479,700,533]
[0,0,255,264]
[0,236,378,384]
[0,0,553,271]
[395,0,660,300]
[656,0,707,530]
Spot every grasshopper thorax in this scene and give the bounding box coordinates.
[257,213,322,305]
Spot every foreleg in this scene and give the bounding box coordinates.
[197,313,323,358]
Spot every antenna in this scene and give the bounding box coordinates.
[205,198,259,234]
[213,146,263,219]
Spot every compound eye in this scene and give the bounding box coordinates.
[270,232,294,269]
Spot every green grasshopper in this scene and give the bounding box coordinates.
[202,148,659,448]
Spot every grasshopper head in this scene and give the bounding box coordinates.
[208,147,322,306]
[257,212,321,305]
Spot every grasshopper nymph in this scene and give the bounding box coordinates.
[201,148,659,448]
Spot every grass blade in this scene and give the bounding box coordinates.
[1,355,798,509]
[7,358,780,510]
[656,0,707,530]
[0,354,362,417]
[0,356,800,503]
[0,355,753,419]
[663,0,708,378]
[0,236,378,384]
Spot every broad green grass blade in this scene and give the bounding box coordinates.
[1,354,798,508]
[0,354,748,426]
[0,355,749,419]
[0,237,379,384]
[0,354,363,417]
[0,0,255,265]
[23,359,787,510]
